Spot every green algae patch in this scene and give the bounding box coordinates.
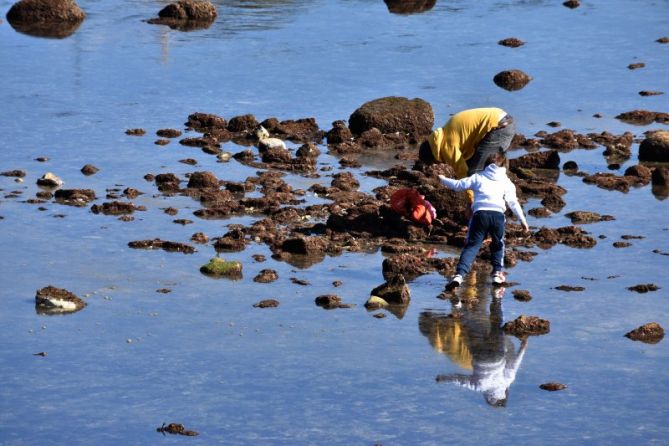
[200,257,243,280]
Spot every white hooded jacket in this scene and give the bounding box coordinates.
[440,164,528,228]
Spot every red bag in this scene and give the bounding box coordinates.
[390,189,437,226]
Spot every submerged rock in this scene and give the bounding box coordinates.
[564,211,615,224]
[498,37,525,48]
[35,285,86,314]
[624,322,664,344]
[253,299,280,308]
[54,189,96,206]
[253,269,278,283]
[627,283,660,293]
[128,238,196,254]
[540,382,567,391]
[615,110,669,126]
[156,423,199,436]
[6,0,85,38]
[493,69,532,91]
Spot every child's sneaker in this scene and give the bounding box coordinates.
[445,274,463,291]
[492,271,506,285]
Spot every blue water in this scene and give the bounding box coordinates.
[1,1,668,444]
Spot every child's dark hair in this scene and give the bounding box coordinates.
[418,140,436,164]
[485,149,507,167]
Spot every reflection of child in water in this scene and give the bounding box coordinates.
[420,284,528,407]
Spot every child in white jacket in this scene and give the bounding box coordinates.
[439,150,529,289]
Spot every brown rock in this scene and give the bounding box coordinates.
[498,37,525,48]
[54,189,96,206]
[563,0,580,8]
[91,201,141,215]
[315,294,353,309]
[227,114,258,133]
[628,63,645,70]
[509,150,560,170]
[147,0,216,30]
[651,167,669,187]
[80,164,99,175]
[128,239,195,254]
[331,172,359,191]
[157,128,182,138]
[186,112,226,131]
[253,299,280,308]
[125,128,145,136]
[616,110,669,126]
[190,232,209,244]
[657,37,669,44]
[35,285,86,314]
[493,69,532,91]
[382,254,428,281]
[326,120,353,144]
[370,275,410,305]
[348,96,434,137]
[6,0,85,38]
[1,170,27,178]
[503,315,550,336]
[540,382,567,391]
[624,322,664,344]
[187,171,219,189]
[155,173,181,192]
[554,285,585,292]
[564,211,614,224]
[512,290,532,302]
[639,90,664,97]
[627,284,660,293]
[253,269,278,283]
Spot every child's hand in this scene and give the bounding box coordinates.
[522,223,530,233]
[438,174,448,182]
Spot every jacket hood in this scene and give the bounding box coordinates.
[481,164,507,181]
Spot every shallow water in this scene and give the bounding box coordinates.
[1,0,669,444]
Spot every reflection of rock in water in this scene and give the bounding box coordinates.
[6,0,85,39]
[384,0,436,14]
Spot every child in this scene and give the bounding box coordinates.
[439,150,529,290]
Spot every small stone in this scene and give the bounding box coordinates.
[253,299,279,308]
[493,69,532,91]
[36,172,63,188]
[199,257,243,279]
[512,290,532,302]
[125,128,146,136]
[627,284,660,293]
[497,37,525,48]
[80,164,99,175]
[628,63,645,70]
[540,382,567,391]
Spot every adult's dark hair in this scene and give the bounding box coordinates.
[484,149,507,168]
[418,140,436,164]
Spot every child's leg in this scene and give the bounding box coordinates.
[456,212,489,276]
[489,212,506,272]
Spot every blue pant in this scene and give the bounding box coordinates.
[456,210,505,276]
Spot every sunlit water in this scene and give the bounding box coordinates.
[1,1,668,444]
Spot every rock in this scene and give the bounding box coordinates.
[35,285,86,314]
[187,171,219,189]
[80,164,99,176]
[331,172,359,191]
[326,120,353,144]
[199,257,242,279]
[54,189,95,206]
[657,37,669,44]
[125,128,145,136]
[6,0,85,38]
[624,322,664,344]
[563,161,578,171]
[615,110,669,126]
[91,201,141,215]
[253,299,279,308]
[157,128,182,138]
[509,150,560,170]
[155,173,181,192]
[541,194,566,213]
[348,96,434,137]
[1,170,26,178]
[624,164,652,184]
[36,172,63,188]
[493,69,532,91]
[564,211,614,224]
[639,131,669,162]
[512,290,532,302]
[383,0,436,14]
[498,37,525,48]
[253,269,278,283]
[563,0,580,8]
[628,63,645,70]
[296,142,321,158]
[315,294,353,309]
[190,232,209,244]
[613,241,632,248]
[503,315,550,337]
[186,112,226,131]
[213,228,247,252]
[227,114,258,133]
[156,423,199,436]
[370,274,410,305]
[639,90,664,96]
[554,285,585,292]
[128,238,195,254]
[540,382,567,391]
[147,0,217,31]
[269,117,324,143]
[382,254,429,281]
[627,284,660,293]
[280,236,328,256]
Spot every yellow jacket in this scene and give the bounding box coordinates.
[428,107,505,179]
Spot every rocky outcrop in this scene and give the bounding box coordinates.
[348,96,434,137]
